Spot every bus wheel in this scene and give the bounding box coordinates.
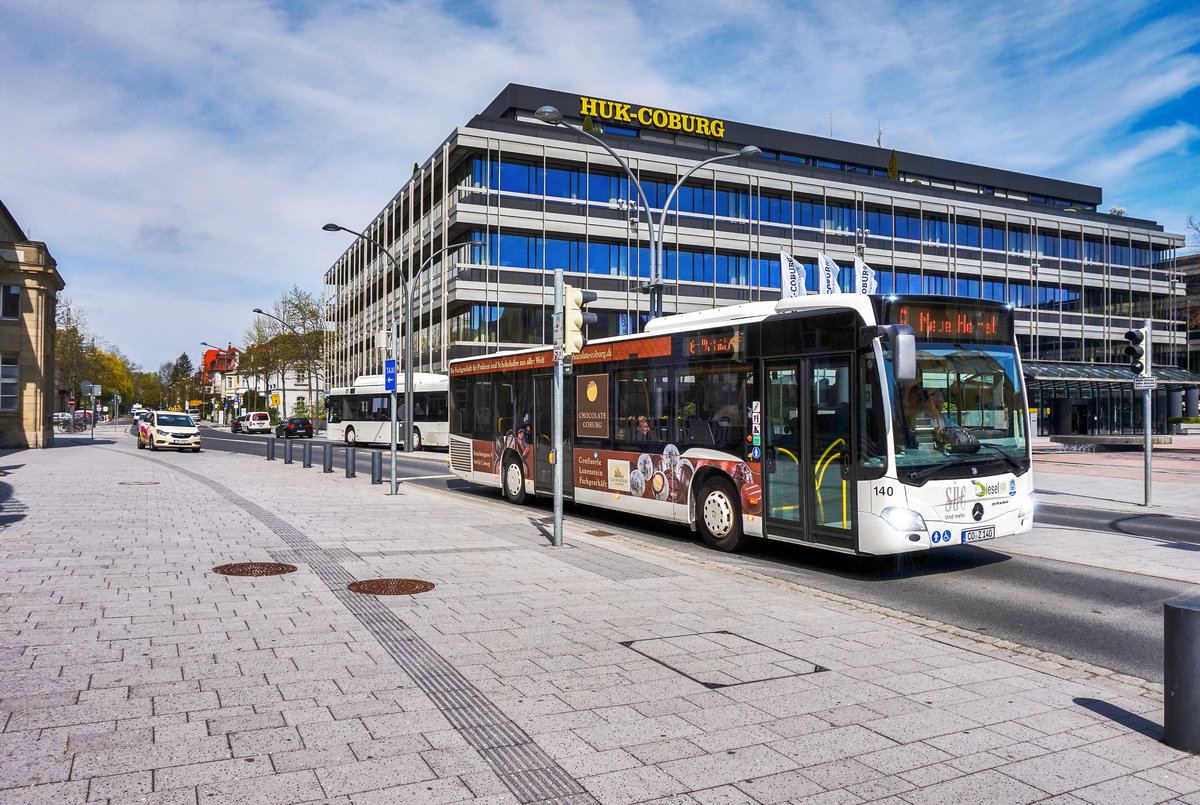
[502,457,526,505]
[411,428,422,451]
[344,427,356,446]
[697,477,743,552]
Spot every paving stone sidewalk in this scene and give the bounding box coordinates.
[1,434,1198,805]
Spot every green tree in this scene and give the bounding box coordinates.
[887,149,899,181]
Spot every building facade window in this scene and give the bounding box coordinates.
[1,286,19,319]
[0,354,17,412]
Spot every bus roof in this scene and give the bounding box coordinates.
[327,372,448,396]
[447,294,880,374]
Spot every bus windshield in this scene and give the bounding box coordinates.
[885,342,1029,484]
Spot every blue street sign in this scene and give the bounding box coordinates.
[384,359,397,391]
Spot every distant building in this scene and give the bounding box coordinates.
[0,200,64,448]
[324,84,1195,435]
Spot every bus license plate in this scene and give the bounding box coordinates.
[962,526,996,543]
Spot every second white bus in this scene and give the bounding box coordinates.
[325,373,449,450]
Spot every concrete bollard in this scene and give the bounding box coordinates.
[284,439,293,464]
[302,440,312,468]
[267,438,276,461]
[371,451,383,484]
[345,447,356,478]
[1165,600,1200,751]
[322,444,333,473]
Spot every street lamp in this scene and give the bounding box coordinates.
[324,222,472,490]
[251,309,320,427]
[534,105,760,322]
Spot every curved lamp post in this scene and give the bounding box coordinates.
[323,223,471,488]
[251,309,320,426]
[534,105,760,321]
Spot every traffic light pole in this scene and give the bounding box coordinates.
[1143,318,1152,507]
[552,269,565,547]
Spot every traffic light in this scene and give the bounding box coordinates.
[1124,327,1148,376]
[563,283,598,355]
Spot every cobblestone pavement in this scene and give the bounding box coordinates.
[1,430,1198,804]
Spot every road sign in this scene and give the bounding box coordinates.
[384,359,396,391]
[68,397,75,407]
[1133,376,1158,390]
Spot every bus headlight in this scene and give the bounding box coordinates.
[1017,493,1035,518]
[881,506,927,532]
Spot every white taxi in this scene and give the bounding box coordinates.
[138,412,202,452]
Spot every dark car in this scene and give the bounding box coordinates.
[274,417,313,438]
[231,414,249,434]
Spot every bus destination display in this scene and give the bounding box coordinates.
[687,331,742,356]
[888,302,1012,342]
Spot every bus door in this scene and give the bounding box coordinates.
[763,355,856,548]
[532,374,573,497]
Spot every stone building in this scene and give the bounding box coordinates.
[0,200,64,448]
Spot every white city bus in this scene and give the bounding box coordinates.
[325,373,449,450]
[447,294,1033,555]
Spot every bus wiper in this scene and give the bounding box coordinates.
[974,443,1023,472]
[907,457,979,483]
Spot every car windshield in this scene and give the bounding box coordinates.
[883,342,1030,484]
[157,414,194,427]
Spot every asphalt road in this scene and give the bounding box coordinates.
[195,425,1196,682]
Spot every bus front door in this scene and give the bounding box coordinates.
[764,356,856,548]
[532,374,572,498]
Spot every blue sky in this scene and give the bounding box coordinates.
[2,0,1198,371]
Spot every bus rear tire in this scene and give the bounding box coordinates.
[502,457,526,505]
[411,428,422,451]
[697,477,743,552]
[344,427,356,446]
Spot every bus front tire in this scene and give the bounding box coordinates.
[411,428,422,451]
[344,427,356,446]
[697,477,743,552]
[502,457,526,505]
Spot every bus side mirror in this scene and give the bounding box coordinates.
[893,332,917,382]
[859,324,917,382]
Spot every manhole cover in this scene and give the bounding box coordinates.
[348,578,435,595]
[119,481,160,486]
[586,530,614,537]
[212,562,297,577]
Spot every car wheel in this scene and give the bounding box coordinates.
[136,437,145,450]
[502,456,526,505]
[696,476,743,552]
[345,427,356,446]
[149,437,158,452]
[192,447,201,453]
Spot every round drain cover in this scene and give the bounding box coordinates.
[348,578,435,595]
[213,562,297,577]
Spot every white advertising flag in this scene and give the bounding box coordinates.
[816,251,841,294]
[779,251,806,298]
[854,255,878,294]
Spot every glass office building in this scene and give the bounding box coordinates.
[324,84,1196,435]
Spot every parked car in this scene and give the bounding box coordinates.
[243,411,272,434]
[137,411,201,452]
[187,408,201,420]
[231,414,249,434]
[274,417,314,438]
[53,412,71,431]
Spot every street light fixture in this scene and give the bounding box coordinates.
[251,308,320,427]
[534,105,760,322]
[324,222,472,491]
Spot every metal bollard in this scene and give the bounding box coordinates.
[371,451,383,484]
[323,443,333,473]
[302,440,312,468]
[345,447,356,478]
[266,438,276,461]
[284,439,293,464]
[1165,600,1200,751]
